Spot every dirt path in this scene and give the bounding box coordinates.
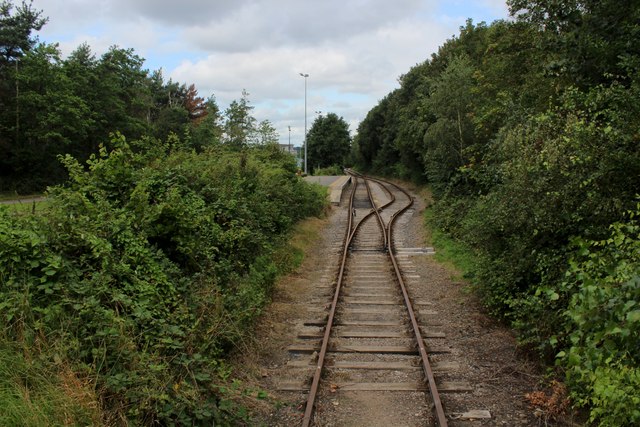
[0,196,46,205]
[233,184,556,426]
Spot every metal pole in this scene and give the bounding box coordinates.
[15,58,19,143]
[288,125,291,153]
[299,73,309,174]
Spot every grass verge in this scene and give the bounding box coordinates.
[423,204,477,283]
[0,342,102,426]
[272,211,329,275]
[0,193,44,201]
[0,200,49,216]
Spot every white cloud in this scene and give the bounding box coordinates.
[107,0,240,26]
[30,0,510,145]
[181,0,433,52]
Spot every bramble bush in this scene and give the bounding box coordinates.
[0,135,326,424]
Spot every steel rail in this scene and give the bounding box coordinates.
[363,177,390,250]
[356,172,448,426]
[301,172,447,427]
[379,177,449,427]
[346,172,394,244]
[300,176,358,427]
[302,174,393,426]
[301,174,391,426]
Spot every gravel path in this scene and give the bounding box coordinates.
[232,182,557,426]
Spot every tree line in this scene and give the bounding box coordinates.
[1,2,329,424]
[353,0,639,424]
[0,1,280,193]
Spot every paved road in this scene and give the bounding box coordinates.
[303,175,344,186]
[304,175,351,205]
[0,196,46,205]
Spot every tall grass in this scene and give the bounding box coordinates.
[0,200,48,216]
[278,216,327,268]
[0,342,101,426]
[423,206,477,282]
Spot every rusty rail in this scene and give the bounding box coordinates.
[301,172,447,427]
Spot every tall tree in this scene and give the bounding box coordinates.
[0,0,47,173]
[0,0,47,63]
[1,43,88,190]
[306,112,351,173]
[62,43,100,156]
[422,54,476,192]
[353,93,399,174]
[223,89,256,149]
[508,0,640,87]
[256,119,278,145]
[189,96,223,151]
[184,83,207,123]
[95,46,151,139]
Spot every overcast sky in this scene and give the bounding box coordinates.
[30,0,510,146]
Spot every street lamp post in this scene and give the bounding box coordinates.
[299,72,309,174]
[288,125,291,153]
[15,58,19,143]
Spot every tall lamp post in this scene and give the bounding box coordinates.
[15,58,19,143]
[299,72,309,174]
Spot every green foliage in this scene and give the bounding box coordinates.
[556,206,640,425]
[0,7,226,193]
[223,89,257,149]
[307,112,351,173]
[313,164,344,176]
[423,54,477,194]
[256,119,279,145]
[424,206,477,279]
[0,134,326,424]
[0,0,47,62]
[356,2,640,421]
[458,81,639,322]
[508,0,640,87]
[353,92,403,177]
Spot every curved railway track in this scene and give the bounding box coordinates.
[282,172,462,426]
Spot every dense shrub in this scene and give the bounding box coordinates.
[0,136,326,424]
[354,2,640,421]
[556,206,640,425]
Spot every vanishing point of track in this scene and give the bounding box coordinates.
[295,171,448,426]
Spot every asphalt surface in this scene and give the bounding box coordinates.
[0,196,46,205]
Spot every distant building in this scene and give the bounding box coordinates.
[279,144,296,155]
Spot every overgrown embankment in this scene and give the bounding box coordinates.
[0,136,326,425]
[353,1,640,424]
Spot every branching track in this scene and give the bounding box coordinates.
[283,172,456,426]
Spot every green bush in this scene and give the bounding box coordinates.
[0,135,326,424]
[313,164,344,176]
[556,206,640,426]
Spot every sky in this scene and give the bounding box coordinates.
[29,0,511,147]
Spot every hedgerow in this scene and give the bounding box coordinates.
[0,135,326,424]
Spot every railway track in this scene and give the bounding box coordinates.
[280,172,471,426]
